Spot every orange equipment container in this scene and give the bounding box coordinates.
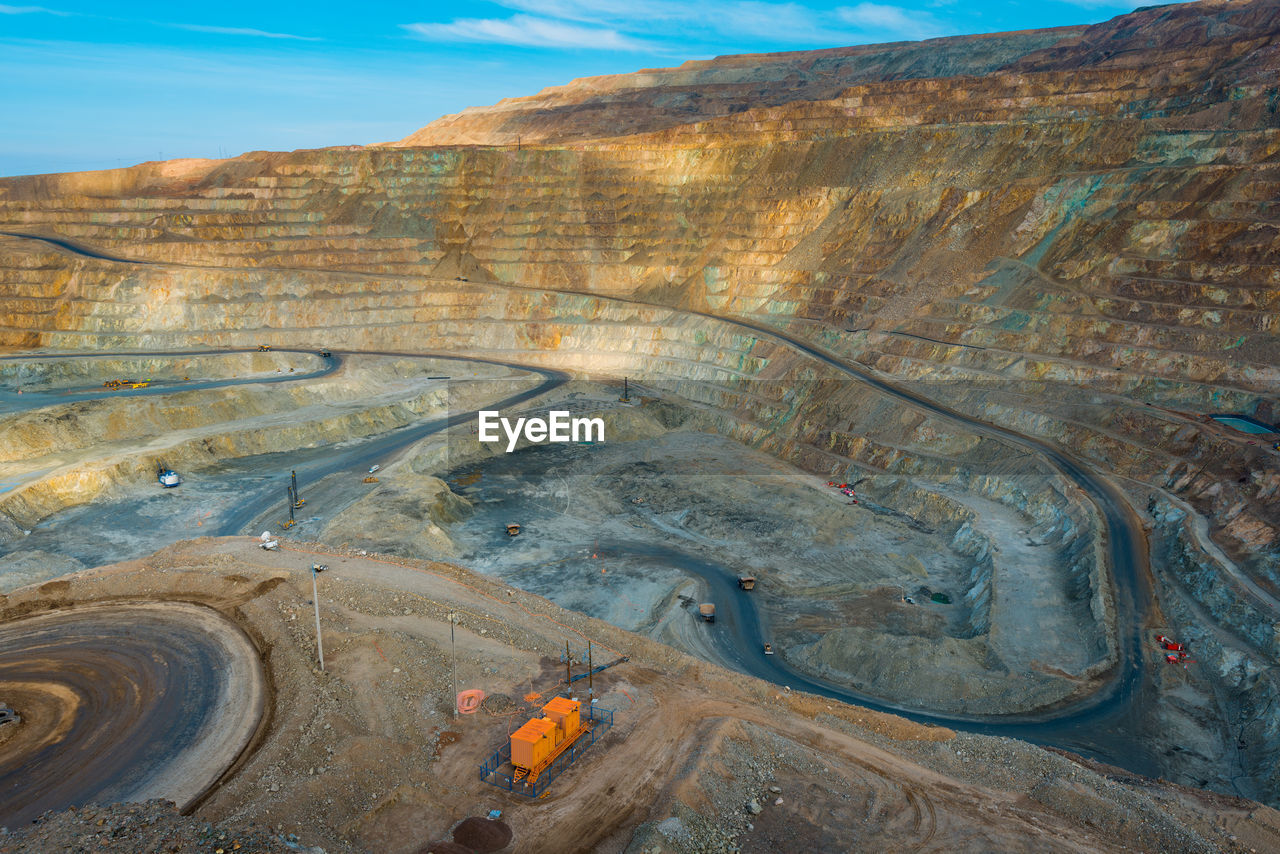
[541,697,581,740]
[510,697,594,783]
[510,717,557,770]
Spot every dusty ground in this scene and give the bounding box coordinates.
[0,799,318,853]
[2,537,1277,854]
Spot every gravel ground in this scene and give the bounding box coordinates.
[0,800,325,853]
[2,538,1278,854]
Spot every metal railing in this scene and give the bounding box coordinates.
[478,702,615,798]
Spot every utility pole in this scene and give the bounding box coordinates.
[449,610,458,717]
[565,640,571,692]
[587,640,593,701]
[311,564,326,671]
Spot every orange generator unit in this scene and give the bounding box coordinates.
[509,697,591,783]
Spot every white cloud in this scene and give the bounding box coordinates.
[1052,0,1139,7]
[837,3,948,40]
[171,23,321,41]
[0,4,67,14]
[431,0,958,48]
[499,0,830,40]
[403,14,650,51]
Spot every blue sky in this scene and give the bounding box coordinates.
[1,0,1145,177]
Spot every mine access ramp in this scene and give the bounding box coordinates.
[479,697,614,798]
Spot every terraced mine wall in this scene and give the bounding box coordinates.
[0,351,319,389]
[1,75,1275,585]
[1150,496,1280,663]
[0,0,1273,784]
[0,356,532,535]
[1149,497,1280,802]
[0,250,1117,691]
[791,469,1112,713]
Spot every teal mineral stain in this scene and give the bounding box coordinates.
[999,310,1031,331]
[1020,176,1108,267]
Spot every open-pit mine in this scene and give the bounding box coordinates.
[1,1,1279,852]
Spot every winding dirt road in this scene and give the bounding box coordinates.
[0,346,342,416]
[0,229,1159,774]
[0,348,564,823]
[0,602,264,827]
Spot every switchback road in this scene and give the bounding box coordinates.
[0,229,1158,774]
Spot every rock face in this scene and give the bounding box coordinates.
[392,26,1085,147]
[0,1,1275,570]
[0,0,1277,796]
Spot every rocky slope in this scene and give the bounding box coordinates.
[0,0,1277,810]
[0,2,1274,582]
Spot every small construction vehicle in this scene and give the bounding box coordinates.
[506,523,522,537]
[699,603,716,623]
[737,575,756,591]
[763,643,774,655]
[319,349,332,358]
[157,465,182,488]
[257,344,272,352]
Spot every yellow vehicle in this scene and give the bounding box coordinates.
[257,344,272,352]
